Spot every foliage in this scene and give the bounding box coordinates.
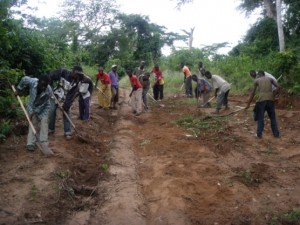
[176,116,227,136]
[0,120,10,142]
[271,50,300,93]
[165,48,205,72]
[60,0,118,40]
[281,209,300,223]
[0,68,25,119]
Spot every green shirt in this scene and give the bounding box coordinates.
[256,76,274,102]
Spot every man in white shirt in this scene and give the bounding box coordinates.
[204,71,231,114]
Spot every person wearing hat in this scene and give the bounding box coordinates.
[180,62,193,98]
[108,65,119,110]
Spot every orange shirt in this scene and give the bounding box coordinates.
[182,65,191,77]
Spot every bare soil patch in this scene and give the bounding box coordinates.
[0,90,300,225]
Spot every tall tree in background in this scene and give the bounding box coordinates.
[60,0,118,43]
[238,0,285,51]
[181,27,195,49]
[276,0,285,52]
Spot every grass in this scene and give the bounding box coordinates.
[269,209,300,225]
[240,169,254,184]
[52,169,75,200]
[0,120,10,142]
[101,163,109,171]
[119,69,185,95]
[176,115,227,136]
[29,184,38,200]
[140,139,151,147]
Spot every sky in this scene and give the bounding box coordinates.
[25,0,261,55]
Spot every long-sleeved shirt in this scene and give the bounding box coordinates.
[17,76,52,120]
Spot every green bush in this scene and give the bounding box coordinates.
[0,120,10,142]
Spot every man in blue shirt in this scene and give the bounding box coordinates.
[108,65,119,110]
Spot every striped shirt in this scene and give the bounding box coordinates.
[17,76,52,120]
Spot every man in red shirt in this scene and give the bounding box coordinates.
[95,67,112,110]
[127,68,143,116]
[152,64,164,101]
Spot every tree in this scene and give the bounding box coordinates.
[181,27,195,49]
[238,0,276,20]
[276,0,285,52]
[60,0,118,43]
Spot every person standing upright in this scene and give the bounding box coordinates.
[109,65,119,110]
[152,64,164,101]
[180,62,193,97]
[127,69,143,116]
[204,71,231,114]
[95,67,111,110]
[246,70,280,139]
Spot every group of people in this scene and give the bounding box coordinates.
[181,62,231,114]
[181,62,280,138]
[15,65,93,152]
[94,65,119,111]
[14,61,280,153]
[94,61,165,117]
[126,61,165,116]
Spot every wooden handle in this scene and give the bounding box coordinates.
[11,85,38,135]
[52,94,76,129]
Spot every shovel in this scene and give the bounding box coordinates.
[11,85,54,155]
[214,104,255,117]
[200,96,215,107]
[147,93,165,107]
[52,94,88,143]
[98,89,110,100]
[174,83,185,98]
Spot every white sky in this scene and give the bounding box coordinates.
[25,0,261,54]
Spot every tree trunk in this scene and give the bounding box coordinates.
[263,0,276,20]
[276,0,285,52]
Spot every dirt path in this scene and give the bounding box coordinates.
[0,90,300,225]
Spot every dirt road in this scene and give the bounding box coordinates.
[0,89,300,225]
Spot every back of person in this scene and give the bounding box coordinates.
[211,75,229,91]
[198,78,212,92]
[257,76,274,102]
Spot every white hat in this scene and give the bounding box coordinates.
[111,64,117,68]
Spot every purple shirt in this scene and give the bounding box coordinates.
[109,70,119,88]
